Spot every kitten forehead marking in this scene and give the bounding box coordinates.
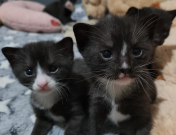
[121,42,127,56]
[36,64,48,87]
[121,61,128,69]
[108,101,130,125]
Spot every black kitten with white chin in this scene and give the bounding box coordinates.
[126,7,176,45]
[2,37,89,135]
[74,14,159,135]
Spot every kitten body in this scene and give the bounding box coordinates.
[126,7,176,45]
[2,37,89,135]
[43,0,76,24]
[74,14,159,135]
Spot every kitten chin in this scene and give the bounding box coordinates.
[101,78,135,100]
[30,90,59,109]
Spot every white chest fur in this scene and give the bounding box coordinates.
[108,101,130,125]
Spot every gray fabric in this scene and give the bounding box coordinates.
[0,3,87,135]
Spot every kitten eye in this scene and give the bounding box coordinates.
[49,66,58,73]
[25,69,33,77]
[101,50,113,59]
[133,49,142,57]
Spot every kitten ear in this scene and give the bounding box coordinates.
[56,37,74,58]
[73,23,92,52]
[141,14,159,40]
[1,47,20,65]
[126,7,139,16]
[168,10,176,21]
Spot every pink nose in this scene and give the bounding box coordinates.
[38,81,48,88]
[37,76,48,89]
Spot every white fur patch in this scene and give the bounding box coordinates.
[122,61,128,69]
[31,90,59,109]
[49,112,65,123]
[121,42,127,56]
[108,101,130,125]
[101,78,133,100]
[31,63,58,109]
[119,73,125,78]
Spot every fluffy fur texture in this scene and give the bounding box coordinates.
[74,14,159,135]
[126,7,176,45]
[43,0,76,24]
[82,0,165,19]
[1,38,90,135]
[151,46,176,135]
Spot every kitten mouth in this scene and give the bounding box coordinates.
[38,88,52,93]
[118,76,131,80]
[117,73,132,83]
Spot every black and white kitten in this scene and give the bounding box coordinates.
[73,14,159,135]
[43,0,76,24]
[2,37,89,135]
[126,7,176,45]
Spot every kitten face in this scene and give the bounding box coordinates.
[65,0,75,12]
[2,37,73,108]
[74,15,159,87]
[126,7,176,45]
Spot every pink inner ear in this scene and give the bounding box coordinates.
[65,1,74,12]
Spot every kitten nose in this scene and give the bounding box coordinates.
[37,81,48,88]
[37,76,48,88]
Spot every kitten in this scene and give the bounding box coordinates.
[2,37,89,135]
[73,14,159,135]
[126,7,176,45]
[43,0,77,24]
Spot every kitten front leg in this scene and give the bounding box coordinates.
[136,122,152,135]
[31,118,53,135]
[119,117,152,135]
[64,115,84,135]
[89,99,109,135]
[89,114,103,135]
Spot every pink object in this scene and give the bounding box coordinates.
[0,1,62,33]
[37,75,48,89]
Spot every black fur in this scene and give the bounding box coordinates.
[74,15,159,135]
[2,37,89,135]
[126,7,176,45]
[43,0,76,24]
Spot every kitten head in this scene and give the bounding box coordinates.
[73,15,159,87]
[127,7,176,45]
[65,0,76,12]
[2,37,73,108]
